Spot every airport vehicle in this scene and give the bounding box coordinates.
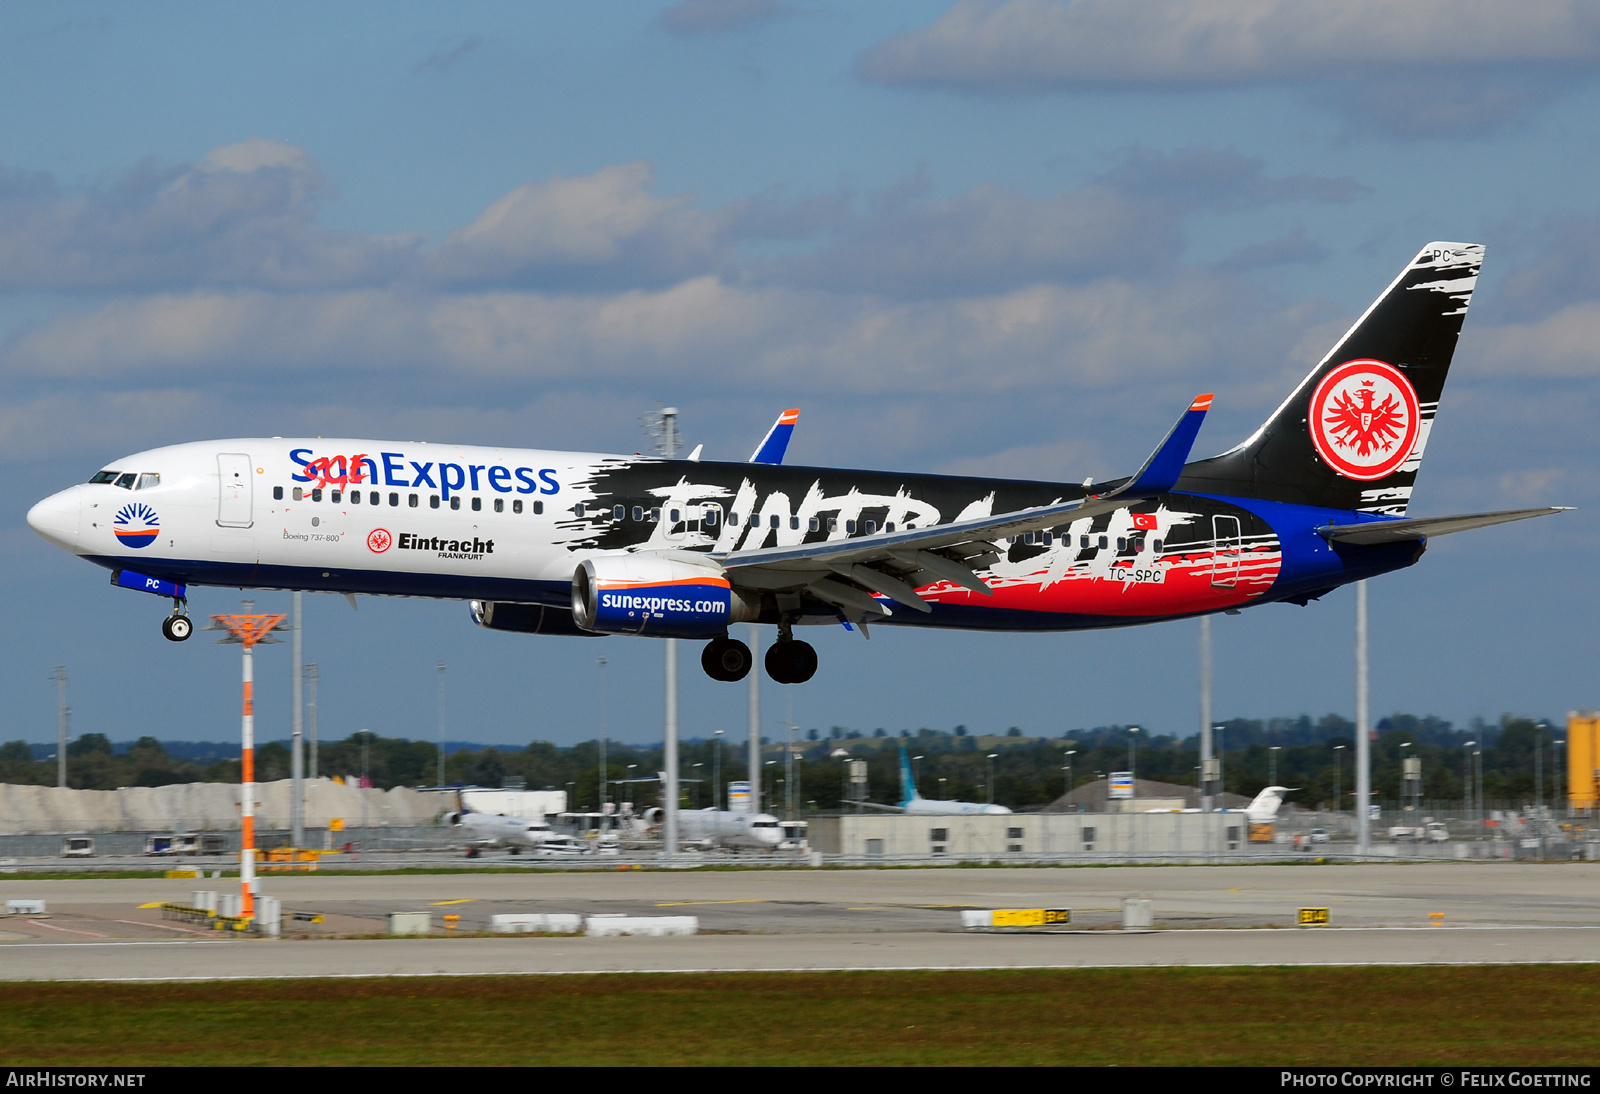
[60,837,94,857]
[857,745,1013,816]
[1388,824,1426,842]
[644,805,785,851]
[1308,827,1330,844]
[143,834,200,855]
[27,243,1567,684]
[1425,821,1450,842]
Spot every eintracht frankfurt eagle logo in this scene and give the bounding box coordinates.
[1308,359,1420,481]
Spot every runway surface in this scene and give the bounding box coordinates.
[3,862,1596,980]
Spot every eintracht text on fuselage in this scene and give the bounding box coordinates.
[25,243,1569,684]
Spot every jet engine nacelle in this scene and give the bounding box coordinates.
[572,552,758,639]
[642,807,664,826]
[470,600,599,637]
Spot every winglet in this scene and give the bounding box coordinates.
[1110,394,1213,497]
[749,409,800,465]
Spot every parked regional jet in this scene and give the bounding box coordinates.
[445,794,584,857]
[1145,785,1291,823]
[853,744,1013,816]
[644,805,785,851]
[27,243,1567,685]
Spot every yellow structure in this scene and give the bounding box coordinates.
[1569,711,1600,811]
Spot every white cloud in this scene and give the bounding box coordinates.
[858,0,1600,89]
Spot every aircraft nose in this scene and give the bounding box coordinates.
[27,488,80,551]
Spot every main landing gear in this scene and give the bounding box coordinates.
[701,622,817,685]
[161,599,192,643]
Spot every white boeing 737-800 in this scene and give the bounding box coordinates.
[26,244,1567,684]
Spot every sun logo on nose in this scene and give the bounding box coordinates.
[113,503,160,548]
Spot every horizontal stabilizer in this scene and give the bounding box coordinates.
[749,409,800,465]
[1113,394,1213,497]
[1319,507,1571,545]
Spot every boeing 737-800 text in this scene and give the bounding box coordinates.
[27,243,1566,684]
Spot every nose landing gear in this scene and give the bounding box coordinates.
[161,598,192,642]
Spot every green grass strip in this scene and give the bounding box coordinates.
[2,966,1598,1066]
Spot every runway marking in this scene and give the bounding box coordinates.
[27,920,108,938]
[115,919,214,937]
[429,899,476,906]
[655,900,767,907]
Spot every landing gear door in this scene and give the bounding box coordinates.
[217,453,254,528]
[1210,514,1241,588]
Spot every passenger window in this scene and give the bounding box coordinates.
[494,498,504,513]
[704,506,719,527]
[532,501,543,515]
[370,491,380,505]
[389,493,399,507]
[1099,536,1108,549]
[669,508,680,523]
[430,495,440,509]
[846,520,857,534]
[1042,532,1052,546]
[331,490,341,503]
[650,507,660,522]
[885,522,895,533]
[450,496,461,511]
[1152,539,1162,553]
[828,518,838,533]
[790,516,800,530]
[115,473,137,489]
[293,487,304,501]
[1116,537,1126,552]
[768,514,779,529]
[351,490,361,505]
[809,517,819,532]
[512,499,523,514]
[573,504,585,518]
[472,497,481,512]
[1024,532,1034,545]
[408,493,418,507]
[729,513,740,526]
[312,488,322,502]
[1080,535,1089,549]
[273,486,284,501]
[632,506,643,521]
[864,520,876,534]
[138,474,160,490]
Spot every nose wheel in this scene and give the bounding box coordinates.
[764,639,817,684]
[161,613,193,642]
[701,637,753,681]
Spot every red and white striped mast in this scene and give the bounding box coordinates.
[210,607,286,919]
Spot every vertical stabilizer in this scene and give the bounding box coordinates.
[898,745,921,806]
[1178,243,1483,514]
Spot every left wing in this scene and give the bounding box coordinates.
[715,395,1213,617]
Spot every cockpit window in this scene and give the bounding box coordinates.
[114,473,137,489]
[137,473,160,490]
[88,471,119,485]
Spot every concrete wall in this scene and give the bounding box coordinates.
[809,812,1247,858]
[0,780,450,834]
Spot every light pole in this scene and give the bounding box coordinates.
[1535,723,1547,814]
[1555,738,1567,816]
[1215,725,1226,799]
[1473,746,1484,837]
[1128,726,1140,791]
[597,654,608,810]
[1400,741,1413,812]
[51,666,67,789]
[765,759,777,808]
[987,753,998,805]
[938,776,947,800]
[692,762,705,808]
[1269,745,1281,787]
[436,662,446,788]
[357,728,372,851]
[912,754,924,797]
[712,730,723,811]
[1461,740,1475,824]
[1333,744,1346,819]
[1064,750,1076,803]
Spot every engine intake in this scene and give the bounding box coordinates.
[572,553,756,639]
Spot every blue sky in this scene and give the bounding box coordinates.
[3,1,1598,753]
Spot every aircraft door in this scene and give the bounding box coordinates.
[217,453,254,528]
[1210,514,1241,588]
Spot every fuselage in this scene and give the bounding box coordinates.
[25,437,1418,630]
[674,809,784,850]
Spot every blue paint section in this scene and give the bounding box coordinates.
[898,745,919,806]
[593,581,732,638]
[1186,494,1426,602]
[112,570,186,599]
